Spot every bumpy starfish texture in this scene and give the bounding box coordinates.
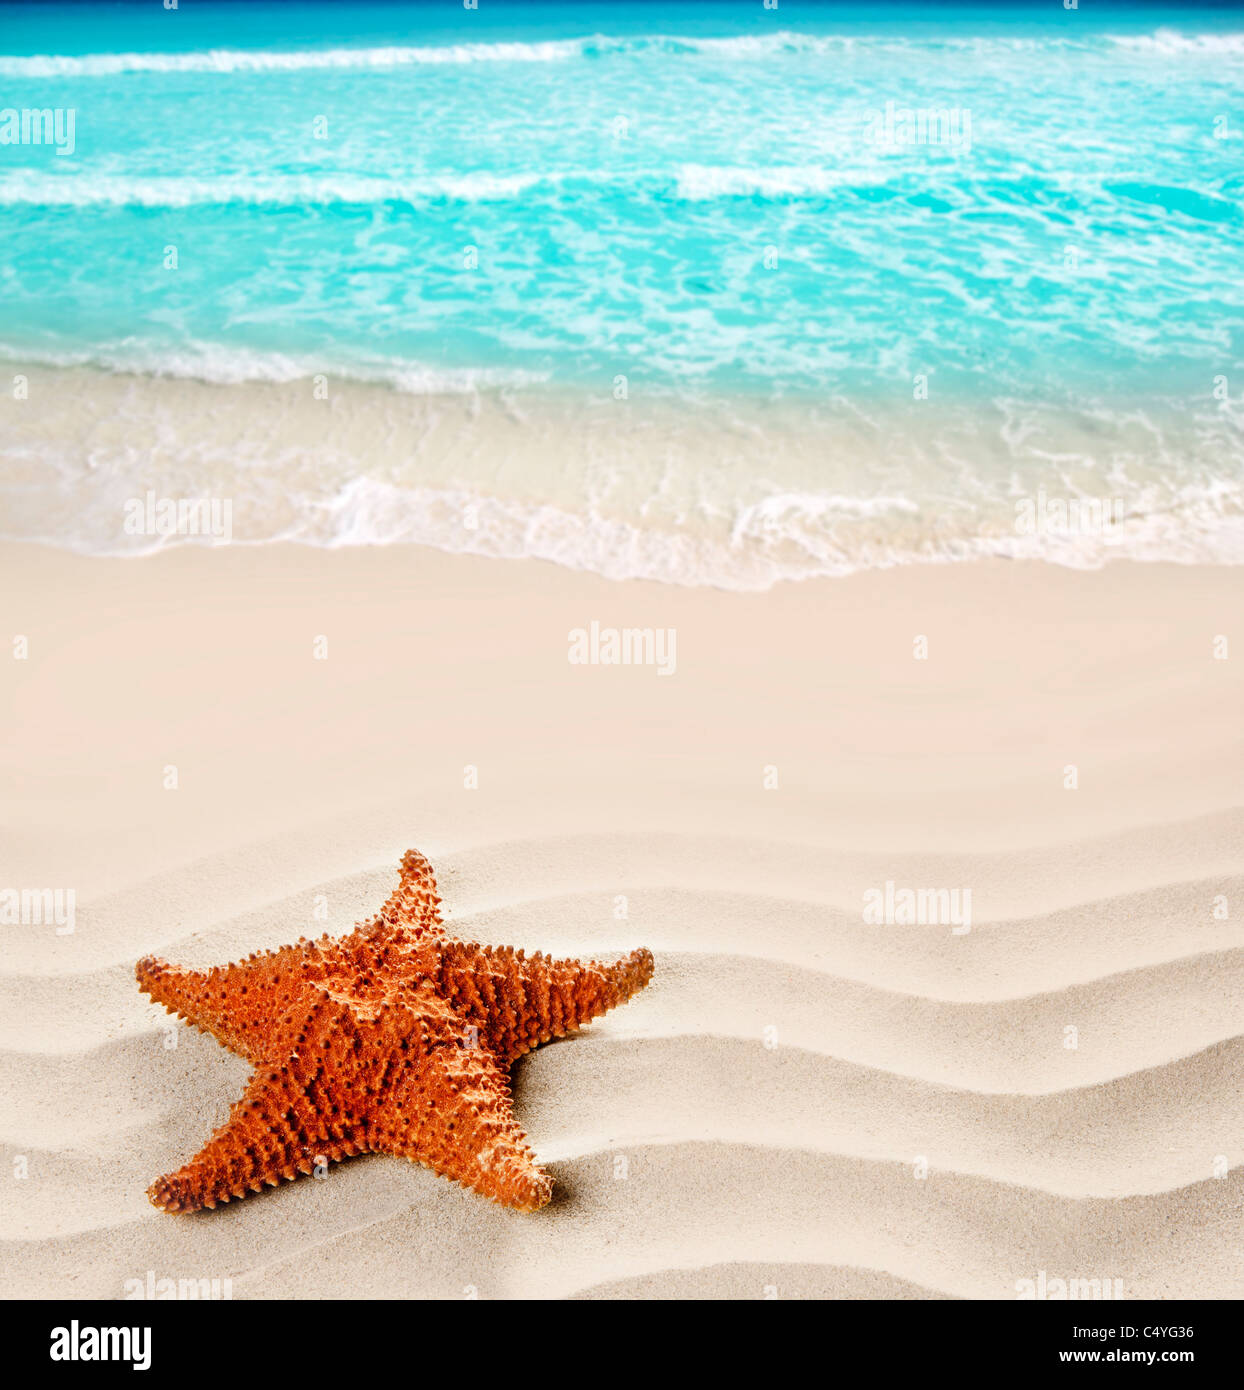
[137,850,653,1214]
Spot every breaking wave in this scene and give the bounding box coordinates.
[4,28,1240,80]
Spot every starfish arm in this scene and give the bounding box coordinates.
[147,995,357,1213]
[136,944,330,1066]
[135,850,444,1061]
[374,848,444,937]
[374,1018,552,1212]
[435,942,654,1064]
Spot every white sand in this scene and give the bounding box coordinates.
[2,542,1242,1298]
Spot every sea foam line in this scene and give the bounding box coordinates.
[1105,28,1244,56]
[0,166,884,209]
[0,338,547,394]
[3,29,1235,79]
[6,470,1244,588]
[0,165,1108,210]
[0,170,553,208]
[0,39,583,78]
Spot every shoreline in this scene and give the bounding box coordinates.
[3,363,1243,587]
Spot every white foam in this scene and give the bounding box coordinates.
[673,32,852,57]
[0,28,1137,81]
[0,40,583,78]
[0,170,550,209]
[733,491,920,541]
[0,33,854,78]
[1107,29,1244,56]
[0,339,545,394]
[8,465,1244,590]
[0,166,894,209]
[676,165,885,200]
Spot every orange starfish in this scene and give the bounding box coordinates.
[136,850,653,1213]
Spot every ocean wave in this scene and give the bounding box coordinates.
[0,34,844,78]
[0,339,545,394]
[0,166,892,209]
[0,39,583,78]
[675,165,890,201]
[733,492,921,544]
[6,166,1189,214]
[3,360,1242,584]
[8,471,1244,588]
[7,27,1234,80]
[2,164,1089,212]
[1106,28,1244,56]
[0,170,553,209]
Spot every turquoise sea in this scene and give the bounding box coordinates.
[1,1,1243,584]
